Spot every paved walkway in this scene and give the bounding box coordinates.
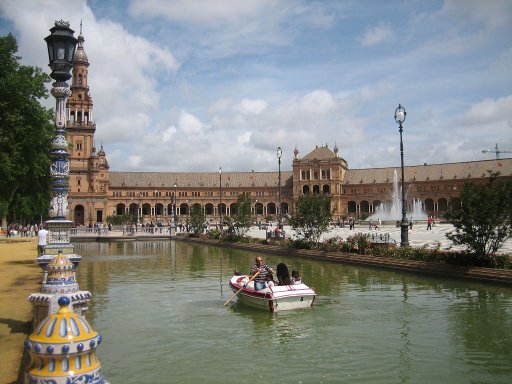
[246,223,512,254]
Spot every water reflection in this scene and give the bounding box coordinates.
[74,240,512,384]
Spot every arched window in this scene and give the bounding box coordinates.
[313,185,320,194]
[438,198,448,212]
[347,201,357,213]
[205,203,214,215]
[322,184,330,194]
[302,185,310,194]
[116,203,125,216]
[425,198,434,211]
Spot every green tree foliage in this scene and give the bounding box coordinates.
[445,174,512,259]
[0,34,54,225]
[232,192,253,237]
[190,204,206,235]
[106,214,136,225]
[289,193,332,245]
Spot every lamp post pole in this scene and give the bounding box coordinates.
[395,104,409,247]
[138,192,142,228]
[219,167,223,230]
[38,20,80,270]
[276,147,282,227]
[173,183,177,232]
[154,189,158,224]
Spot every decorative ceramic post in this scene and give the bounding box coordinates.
[37,21,81,272]
[29,251,91,328]
[24,296,109,384]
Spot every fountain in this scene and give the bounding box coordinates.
[369,170,427,221]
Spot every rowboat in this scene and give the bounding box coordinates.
[228,275,316,312]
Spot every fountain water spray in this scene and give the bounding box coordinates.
[369,170,427,221]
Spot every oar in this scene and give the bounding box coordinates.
[224,271,260,306]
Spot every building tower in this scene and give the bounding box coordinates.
[66,23,109,226]
[292,144,348,219]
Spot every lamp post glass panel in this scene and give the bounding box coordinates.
[394,104,409,247]
[219,167,223,229]
[277,147,282,226]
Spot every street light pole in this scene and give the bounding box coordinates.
[219,167,223,230]
[38,20,80,270]
[276,147,282,227]
[138,192,142,227]
[154,189,158,224]
[173,182,177,232]
[395,104,409,247]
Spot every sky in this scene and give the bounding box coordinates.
[1,0,511,173]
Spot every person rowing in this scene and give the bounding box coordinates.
[250,256,275,291]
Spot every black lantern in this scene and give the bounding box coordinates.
[44,20,78,82]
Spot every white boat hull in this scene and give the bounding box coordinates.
[228,275,316,312]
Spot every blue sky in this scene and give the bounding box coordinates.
[1,0,511,172]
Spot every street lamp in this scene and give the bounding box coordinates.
[394,104,409,247]
[276,146,282,227]
[219,167,223,230]
[38,20,79,269]
[138,191,142,227]
[154,189,158,224]
[173,182,177,230]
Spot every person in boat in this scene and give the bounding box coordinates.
[250,256,274,291]
[291,269,301,284]
[265,273,275,288]
[276,263,292,285]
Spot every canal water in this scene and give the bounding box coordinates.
[74,241,512,384]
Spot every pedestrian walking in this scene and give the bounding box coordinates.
[37,225,48,256]
[427,216,433,230]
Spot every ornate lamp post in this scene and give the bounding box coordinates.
[154,189,158,224]
[219,167,223,230]
[172,182,177,233]
[276,146,282,227]
[395,104,409,247]
[38,20,79,269]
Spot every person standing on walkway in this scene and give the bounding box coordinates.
[427,216,433,230]
[37,225,48,256]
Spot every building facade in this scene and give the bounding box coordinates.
[66,33,512,226]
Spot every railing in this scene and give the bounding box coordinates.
[70,226,172,237]
[368,232,396,247]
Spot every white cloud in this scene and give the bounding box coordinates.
[462,95,512,126]
[162,126,177,143]
[361,23,394,47]
[234,99,267,115]
[177,110,206,135]
[129,0,273,27]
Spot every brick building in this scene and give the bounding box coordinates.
[66,32,512,226]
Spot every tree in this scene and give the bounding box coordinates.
[190,204,206,235]
[0,34,54,226]
[289,193,332,245]
[445,174,512,260]
[232,192,253,237]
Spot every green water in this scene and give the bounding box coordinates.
[74,240,512,384]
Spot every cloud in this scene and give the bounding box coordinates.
[129,0,272,27]
[234,99,267,115]
[361,23,394,47]
[462,95,512,125]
